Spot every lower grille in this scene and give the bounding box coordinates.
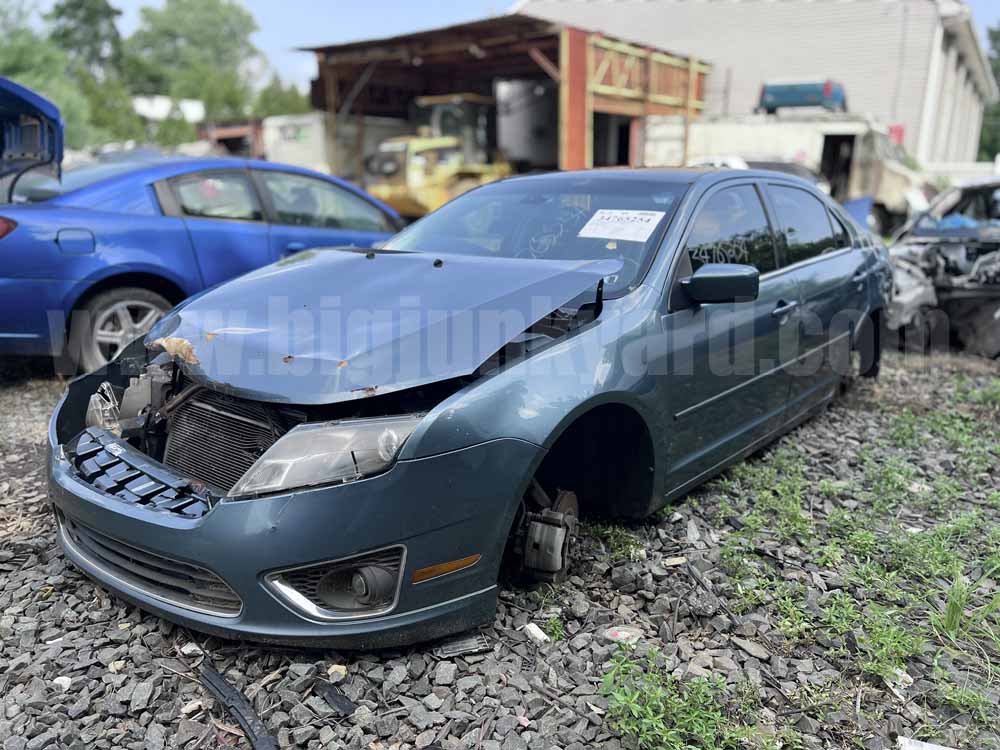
[164,390,303,492]
[59,513,242,617]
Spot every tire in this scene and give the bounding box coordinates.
[68,287,171,372]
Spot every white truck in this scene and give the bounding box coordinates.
[261,112,410,184]
[645,113,932,234]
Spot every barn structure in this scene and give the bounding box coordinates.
[302,13,709,174]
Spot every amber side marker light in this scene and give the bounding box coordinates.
[412,554,481,584]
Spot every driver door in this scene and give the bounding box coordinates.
[658,182,801,487]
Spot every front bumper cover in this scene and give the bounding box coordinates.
[47,391,541,649]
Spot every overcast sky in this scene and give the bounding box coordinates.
[36,0,1000,91]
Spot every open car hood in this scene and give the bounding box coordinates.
[145,248,621,404]
[0,77,63,183]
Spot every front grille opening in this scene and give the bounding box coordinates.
[59,513,241,617]
[268,547,404,619]
[163,390,305,492]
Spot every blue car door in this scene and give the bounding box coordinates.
[253,170,395,259]
[164,169,271,288]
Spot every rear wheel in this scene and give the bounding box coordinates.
[69,287,171,372]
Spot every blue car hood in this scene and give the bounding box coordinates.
[146,248,620,405]
[0,77,63,182]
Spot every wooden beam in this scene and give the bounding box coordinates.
[323,65,338,174]
[528,47,560,83]
[559,27,589,170]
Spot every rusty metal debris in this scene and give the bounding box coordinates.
[150,336,200,365]
[199,662,278,750]
[887,181,1000,358]
[432,632,491,659]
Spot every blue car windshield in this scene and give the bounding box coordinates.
[384,176,688,297]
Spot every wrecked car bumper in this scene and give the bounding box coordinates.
[47,391,537,648]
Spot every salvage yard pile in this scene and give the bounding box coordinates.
[1,353,999,750]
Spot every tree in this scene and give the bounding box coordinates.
[46,0,123,79]
[254,74,311,118]
[122,0,260,121]
[978,25,1000,160]
[0,2,96,149]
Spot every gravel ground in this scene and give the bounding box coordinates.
[1,352,999,750]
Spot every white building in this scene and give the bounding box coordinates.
[518,0,998,163]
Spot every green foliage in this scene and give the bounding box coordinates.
[0,2,95,149]
[979,25,1000,160]
[542,615,564,642]
[75,69,145,143]
[822,591,860,635]
[601,648,770,750]
[588,523,643,562]
[255,74,311,118]
[857,607,924,681]
[46,0,122,77]
[123,0,259,120]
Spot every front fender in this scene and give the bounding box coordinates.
[401,291,660,460]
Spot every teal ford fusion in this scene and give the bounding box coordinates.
[47,168,888,647]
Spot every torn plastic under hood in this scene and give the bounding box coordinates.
[0,76,63,183]
[145,248,621,404]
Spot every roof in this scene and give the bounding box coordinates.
[940,0,999,102]
[301,13,559,60]
[501,166,813,187]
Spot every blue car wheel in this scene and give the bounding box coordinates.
[69,287,170,372]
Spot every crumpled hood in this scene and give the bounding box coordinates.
[146,248,621,404]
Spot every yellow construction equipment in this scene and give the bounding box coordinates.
[366,94,513,219]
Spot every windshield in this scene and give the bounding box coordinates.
[384,176,687,296]
[11,160,151,203]
[914,184,1000,232]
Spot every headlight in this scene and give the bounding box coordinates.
[227,414,423,498]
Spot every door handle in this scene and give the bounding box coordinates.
[851,270,869,283]
[285,241,307,253]
[771,300,798,318]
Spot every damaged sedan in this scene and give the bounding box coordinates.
[887,179,1000,358]
[48,169,888,648]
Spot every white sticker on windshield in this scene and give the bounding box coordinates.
[577,209,666,243]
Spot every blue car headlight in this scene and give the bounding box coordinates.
[227,414,423,498]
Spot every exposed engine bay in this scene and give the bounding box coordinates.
[887,181,1000,358]
[67,293,599,520]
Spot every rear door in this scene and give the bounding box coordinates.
[659,181,801,486]
[164,169,271,288]
[763,181,867,414]
[253,170,396,259]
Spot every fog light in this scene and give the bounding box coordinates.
[265,547,405,621]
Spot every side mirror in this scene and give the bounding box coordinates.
[681,263,760,304]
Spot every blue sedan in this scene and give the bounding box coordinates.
[0,78,401,371]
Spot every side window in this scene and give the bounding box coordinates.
[829,209,852,248]
[770,185,837,264]
[685,185,777,274]
[172,172,262,221]
[258,171,392,232]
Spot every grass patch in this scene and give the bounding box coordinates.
[542,615,564,642]
[588,523,643,562]
[857,607,925,682]
[601,647,778,750]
